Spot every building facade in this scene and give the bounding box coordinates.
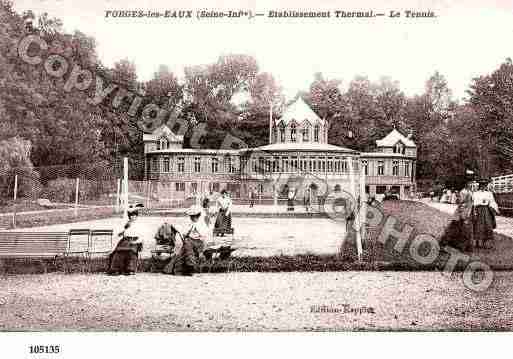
[144,98,416,201]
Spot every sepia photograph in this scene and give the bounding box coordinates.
[1,0,513,353]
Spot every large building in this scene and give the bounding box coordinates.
[143,98,417,201]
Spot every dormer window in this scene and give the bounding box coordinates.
[393,142,404,154]
[290,123,297,142]
[159,138,169,150]
[314,124,320,142]
[279,124,285,143]
[302,124,309,142]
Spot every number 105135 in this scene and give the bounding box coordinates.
[29,345,60,354]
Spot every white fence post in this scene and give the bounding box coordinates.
[116,178,121,213]
[74,178,79,217]
[12,174,18,228]
[123,157,128,220]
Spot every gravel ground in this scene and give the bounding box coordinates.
[11,217,347,258]
[1,271,512,331]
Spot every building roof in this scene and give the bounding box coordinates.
[146,148,239,155]
[360,152,415,158]
[143,124,184,142]
[249,142,358,153]
[376,129,415,147]
[275,97,324,126]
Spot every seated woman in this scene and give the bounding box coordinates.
[108,206,143,275]
[156,205,210,276]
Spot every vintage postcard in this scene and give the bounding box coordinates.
[1,0,512,355]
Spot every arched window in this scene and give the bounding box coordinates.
[314,124,320,142]
[279,124,285,142]
[302,124,309,142]
[290,123,297,142]
[160,138,168,150]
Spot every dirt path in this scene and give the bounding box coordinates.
[1,271,511,331]
[423,200,513,238]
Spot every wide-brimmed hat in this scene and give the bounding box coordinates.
[185,205,202,216]
[127,204,140,216]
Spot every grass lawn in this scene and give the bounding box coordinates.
[0,205,119,229]
[0,199,72,214]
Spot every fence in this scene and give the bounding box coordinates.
[0,160,127,229]
[491,174,513,193]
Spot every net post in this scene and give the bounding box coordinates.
[123,157,128,220]
[116,178,121,213]
[74,177,79,217]
[12,174,18,229]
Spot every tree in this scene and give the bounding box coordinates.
[467,58,513,176]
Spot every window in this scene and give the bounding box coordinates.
[273,127,278,143]
[163,157,170,172]
[191,182,198,192]
[283,157,289,172]
[290,124,297,142]
[394,142,405,154]
[273,157,279,172]
[342,159,348,173]
[376,185,387,194]
[194,157,201,173]
[152,157,159,172]
[259,157,265,173]
[211,157,219,173]
[377,161,384,176]
[362,160,368,175]
[321,158,326,172]
[212,182,220,192]
[265,158,271,173]
[175,182,185,191]
[405,162,410,177]
[252,157,258,173]
[258,183,264,194]
[160,138,168,150]
[291,157,298,171]
[314,125,320,142]
[177,157,185,172]
[328,157,333,172]
[279,125,285,142]
[225,156,235,173]
[302,127,309,142]
[309,157,313,172]
[230,157,237,173]
[392,160,399,176]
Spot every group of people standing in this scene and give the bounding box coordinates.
[453,179,500,251]
[107,189,234,276]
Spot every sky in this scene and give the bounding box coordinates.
[13,0,513,102]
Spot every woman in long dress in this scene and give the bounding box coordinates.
[157,205,210,275]
[108,206,143,275]
[215,190,232,236]
[472,180,499,249]
[456,182,474,250]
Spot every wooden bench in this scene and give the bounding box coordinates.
[0,232,69,258]
[0,229,114,272]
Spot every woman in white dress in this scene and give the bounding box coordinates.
[472,179,499,249]
[215,190,232,236]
